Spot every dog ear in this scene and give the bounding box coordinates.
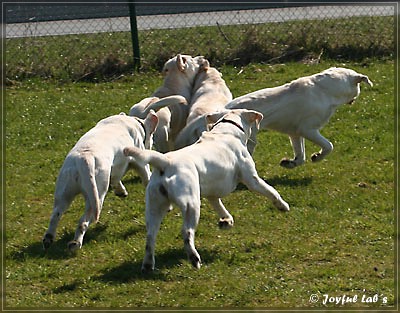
[356,75,373,87]
[243,110,264,129]
[177,54,187,72]
[198,59,210,72]
[144,109,159,134]
[206,110,228,124]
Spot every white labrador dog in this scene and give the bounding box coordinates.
[174,62,232,149]
[142,54,207,152]
[124,109,289,272]
[184,67,372,168]
[186,60,232,123]
[43,111,158,252]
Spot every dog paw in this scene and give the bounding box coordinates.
[311,152,323,162]
[189,254,202,269]
[279,158,297,169]
[218,217,234,229]
[274,199,290,212]
[67,240,82,252]
[115,190,128,198]
[42,233,54,250]
[141,263,155,273]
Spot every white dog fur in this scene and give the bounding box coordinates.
[129,95,187,152]
[226,67,373,168]
[174,61,232,149]
[43,111,158,252]
[131,54,207,152]
[124,109,289,272]
[186,60,232,123]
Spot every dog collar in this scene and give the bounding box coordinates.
[135,118,147,145]
[211,118,245,133]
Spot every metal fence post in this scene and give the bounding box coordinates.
[128,1,140,71]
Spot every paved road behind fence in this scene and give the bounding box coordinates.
[4,5,395,39]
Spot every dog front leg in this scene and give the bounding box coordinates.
[241,163,290,211]
[250,177,290,211]
[301,129,333,163]
[207,197,234,229]
[128,162,151,186]
[246,126,258,155]
[110,164,129,197]
[154,125,170,153]
[280,135,305,169]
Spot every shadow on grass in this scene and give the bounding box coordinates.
[264,175,313,187]
[96,247,219,283]
[236,175,312,191]
[122,175,143,186]
[8,224,108,261]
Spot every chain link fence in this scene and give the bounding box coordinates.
[4,3,396,82]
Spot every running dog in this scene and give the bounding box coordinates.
[124,109,289,272]
[227,67,373,167]
[43,111,158,252]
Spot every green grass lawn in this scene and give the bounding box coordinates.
[5,59,395,309]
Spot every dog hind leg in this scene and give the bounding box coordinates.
[68,189,106,252]
[280,135,305,168]
[68,174,108,252]
[68,209,91,252]
[180,202,202,269]
[42,168,80,250]
[43,183,78,250]
[301,129,333,163]
[142,185,171,272]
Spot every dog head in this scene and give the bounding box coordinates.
[162,54,207,82]
[207,109,263,143]
[316,67,373,105]
[191,65,223,95]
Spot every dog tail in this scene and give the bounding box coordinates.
[356,74,373,87]
[124,146,170,171]
[144,95,187,115]
[77,154,101,223]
